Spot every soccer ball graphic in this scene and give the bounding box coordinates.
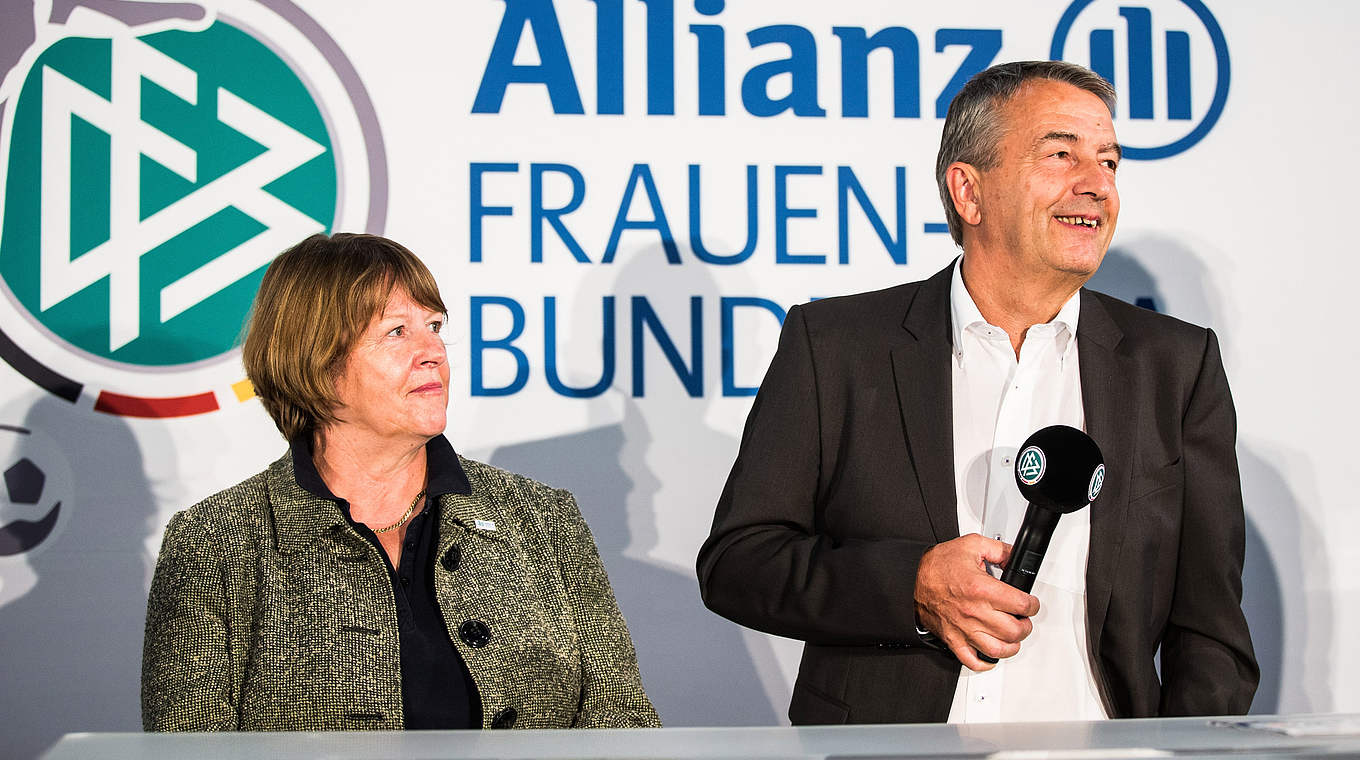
[0,426,70,557]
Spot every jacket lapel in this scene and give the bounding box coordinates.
[1077,290,1135,657]
[268,455,346,555]
[891,263,958,542]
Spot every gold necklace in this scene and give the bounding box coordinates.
[372,489,426,534]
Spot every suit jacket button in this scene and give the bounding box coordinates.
[490,707,517,729]
[441,545,461,572]
[459,619,491,648]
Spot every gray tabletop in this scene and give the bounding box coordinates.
[39,715,1360,759]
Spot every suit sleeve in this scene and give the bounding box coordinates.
[697,304,935,646]
[1159,328,1259,715]
[141,510,240,731]
[551,490,662,728]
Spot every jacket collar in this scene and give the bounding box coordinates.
[271,433,473,555]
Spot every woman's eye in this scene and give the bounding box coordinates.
[387,325,404,337]
[429,320,443,334]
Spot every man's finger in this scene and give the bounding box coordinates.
[972,535,1011,568]
[950,638,995,672]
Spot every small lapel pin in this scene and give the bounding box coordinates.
[474,519,497,532]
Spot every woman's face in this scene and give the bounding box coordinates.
[332,288,450,443]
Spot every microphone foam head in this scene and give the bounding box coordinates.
[1013,425,1105,512]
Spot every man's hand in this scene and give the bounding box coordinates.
[914,533,1040,671]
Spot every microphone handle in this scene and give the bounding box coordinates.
[977,504,1061,664]
[999,505,1062,594]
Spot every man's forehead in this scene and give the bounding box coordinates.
[1001,81,1118,144]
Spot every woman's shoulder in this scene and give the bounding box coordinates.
[458,456,573,505]
[162,460,282,548]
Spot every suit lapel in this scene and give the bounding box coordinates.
[1077,290,1135,656]
[892,264,958,542]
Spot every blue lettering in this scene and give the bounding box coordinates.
[690,0,726,115]
[934,29,1002,117]
[741,25,826,117]
[470,296,530,396]
[689,164,758,264]
[774,165,825,264]
[833,26,920,118]
[631,295,703,396]
[641,0,675,114]
[837,166,906,265]
[589,0,624,114]
[530,163,590,262]
[545,296,616,397]
[603,164,680,264]
[472,0,585,114]
[469,162,518,263]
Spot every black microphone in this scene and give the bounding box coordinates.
[978,424,1105,664]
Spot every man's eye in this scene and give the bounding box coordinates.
[387,325,404,337]
[429,320,443,334]
[1102,159,1119,171]
[1052,151,1069,159]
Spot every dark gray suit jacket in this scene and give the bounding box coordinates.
[697,263,1258,724]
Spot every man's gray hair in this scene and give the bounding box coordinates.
[935,61,1117,247]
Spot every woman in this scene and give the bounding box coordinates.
[142,233,659,731]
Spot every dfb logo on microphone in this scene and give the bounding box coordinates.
[1051,0,1230,159]
[1088,463,1106,503]
[1017,446,1047,486]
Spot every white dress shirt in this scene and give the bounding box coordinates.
[945,260,1107,723]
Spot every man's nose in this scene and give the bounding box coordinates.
[1074,159,1115,200]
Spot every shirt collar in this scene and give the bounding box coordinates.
[289,433,473,503]
[949,257,1082,354]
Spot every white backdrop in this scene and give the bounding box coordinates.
[0,0,1356,756]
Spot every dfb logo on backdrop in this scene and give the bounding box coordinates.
[1051,0,1230,159]
[0,1,386,418]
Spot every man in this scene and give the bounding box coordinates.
[696,61,1257,724]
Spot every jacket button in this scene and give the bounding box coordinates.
[459,619,491,648]
[441,545,461,572]
[490,707,517,729]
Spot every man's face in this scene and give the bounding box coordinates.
[974,80,1121,280]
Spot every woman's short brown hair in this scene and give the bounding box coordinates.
[242,233,446,440]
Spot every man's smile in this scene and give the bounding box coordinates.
[1053,214,1101,229]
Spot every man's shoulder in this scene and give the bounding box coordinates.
[1082,289,1215,353]
[800,281,922,318]
[795,272,943,335]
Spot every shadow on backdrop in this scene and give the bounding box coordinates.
[487,242,779,725]
[0,395,156,759]
[489,398,778,726]
[1089,241,1327,713]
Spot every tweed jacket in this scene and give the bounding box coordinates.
[142,448,660,731]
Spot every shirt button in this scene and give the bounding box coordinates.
[400,576,410,587]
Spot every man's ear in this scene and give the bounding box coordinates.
[946,162,983,227]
